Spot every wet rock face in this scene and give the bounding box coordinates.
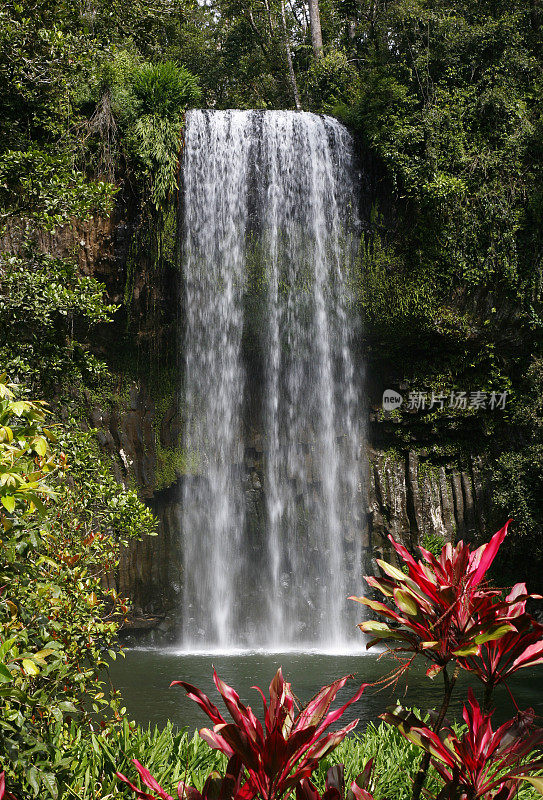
[1,215,128,302]
[367,446,490,568]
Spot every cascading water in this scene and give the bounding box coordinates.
[181,109,363,651]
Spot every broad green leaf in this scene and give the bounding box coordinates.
[42,772,59,799]
[31,436,47,456]
[452,643,479,657]
[58,700,78,713]
[42,427,58,443]
[0,426,13,443]
[473,624,515,645]
[34,648,55,659]
[27,493,47,516]
[0,637,16,661]
[22,658,40,676]
[1,495,15,513]
[376,559,410,583]
[354,597,395,615]
[394,588,419,616]
[359,621,403,639]
[0,664,12,683]
[514,777,543,795]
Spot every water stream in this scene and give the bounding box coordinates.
[181,110,363,650]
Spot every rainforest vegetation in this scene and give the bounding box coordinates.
[1,0,543,797]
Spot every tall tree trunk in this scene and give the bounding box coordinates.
[308,0,323,57]
[281,0,302,109]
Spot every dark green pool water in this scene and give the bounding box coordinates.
[107,648,543,731]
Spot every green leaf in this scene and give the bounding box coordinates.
[1,495,15,513]
[58,700,78,713]
[32,436,47,456]
[0,637,16,661]
[42,772,59,799]
[10,401,27,417]
[22,658,40,676]
[394,588,419,616]
[473,624,515,645]
[0,664,12,683]
[452,643,480,657]
[513,777,543,795]
[358,621,403,639]
[376,559,410,583]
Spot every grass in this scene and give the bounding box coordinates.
[59,718,540,800]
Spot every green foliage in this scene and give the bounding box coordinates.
[303,49,360,112]
[130,115,184,210]
[0,377,57,516]
[341,2,542,295]
[129,61,201,209]
[420,531,447,560]
[0,376,156,798]
[94,51,202,209]
[62,721,226,798]
[354,232,439,331]
[490,360,543,586]
[0,252,116,392]
[0,148,115,231]
[318,724,428,800]
[132,61,201,119]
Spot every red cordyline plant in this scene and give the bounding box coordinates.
[457,582,543,710]
[0,770,16,800]
[350,521,518,675]
[350,520,543,800]
[382,689,543,800]
[117,754,246,800]
[296,761,380,800]
[117,669,366,800]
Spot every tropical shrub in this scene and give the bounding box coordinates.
[118,669,367,800]
[352,522,543,800]
[383,690,543,800]
[0,375,156,798]
[132,62,202,119]
[296,761,376,800]
[0,252,117,393]
[351,521,519,674]
[458,582,543,707]
[304,50,360,113]
[94,51,202,210]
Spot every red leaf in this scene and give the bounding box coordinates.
[469,520,511,588]
[116,770,163,800]
[133,760,174,800]
[177,784,203,800]
[296,779,321,800]
[171,681,225,726]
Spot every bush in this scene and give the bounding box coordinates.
[132,61,201,119]
[304,50,360,113]
[0,375,156,799]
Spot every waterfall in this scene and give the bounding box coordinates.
[181,109,363,651]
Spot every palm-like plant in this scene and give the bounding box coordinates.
[171,669,367,800]
[117,755,245,800]
[118,670,366,800]
[350,521,515,671]
[296,762,378,800]
[458,582,543,710]
[382,689,543,800]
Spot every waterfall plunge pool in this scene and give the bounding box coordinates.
[107,648,543,731]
